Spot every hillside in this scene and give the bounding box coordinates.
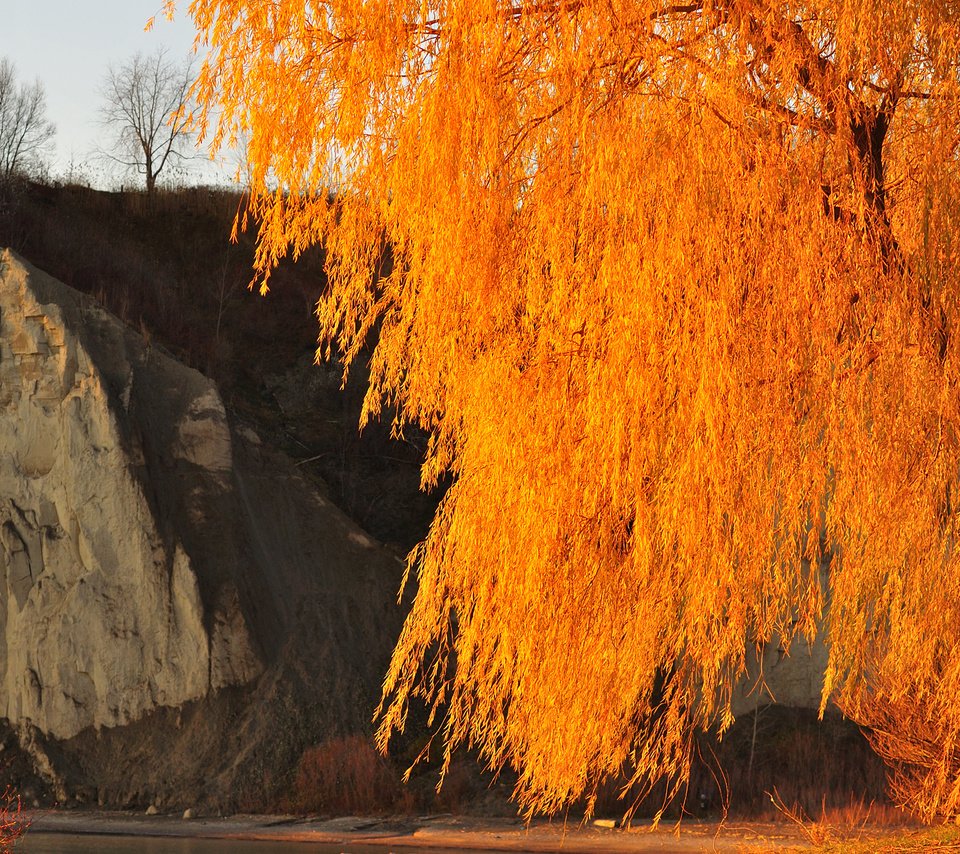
[0,177,439,552]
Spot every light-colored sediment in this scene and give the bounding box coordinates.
[0,250,404,810]
[0,250,259,741]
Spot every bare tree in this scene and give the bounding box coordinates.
[99,49,194,192]
[0,59,55,178]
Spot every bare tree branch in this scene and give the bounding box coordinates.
[0,58,55,179]
[99,49,195,192]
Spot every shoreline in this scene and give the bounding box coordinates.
[22,810,817,852]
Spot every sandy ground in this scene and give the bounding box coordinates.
[21,810,822,852]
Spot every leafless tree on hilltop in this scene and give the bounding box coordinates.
[99,48,195,192]
[0,58,55,179]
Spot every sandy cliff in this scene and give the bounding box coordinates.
[0,250,404,809]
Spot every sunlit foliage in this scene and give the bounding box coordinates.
[176,0,960,820]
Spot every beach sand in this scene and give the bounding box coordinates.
[22,810,819,852]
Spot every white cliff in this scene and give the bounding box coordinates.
[0,249,260,740]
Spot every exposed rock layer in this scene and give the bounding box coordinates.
[0,250,404,808]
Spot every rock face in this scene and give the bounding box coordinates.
[0,250,262,739]
[0,250,404,808]
[732,627,830,715]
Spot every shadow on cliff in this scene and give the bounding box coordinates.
[0,249,416,812]
[0,177,440,552]
[0,177,458,815]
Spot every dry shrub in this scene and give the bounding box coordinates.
[290,734,402,815]
[0,787,27,852]
[584,706,894,824]
[854,689,960,822]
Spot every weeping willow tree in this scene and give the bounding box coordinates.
[173,0,960,820]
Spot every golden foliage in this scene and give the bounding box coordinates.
[178,0,960,819]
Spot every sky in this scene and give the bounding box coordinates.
[3,1,230,187]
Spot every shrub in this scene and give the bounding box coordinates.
[290,734,402,815]
[0,787,27,852]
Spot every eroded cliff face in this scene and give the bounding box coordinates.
[0,250,261,739]
[0,250,404,810]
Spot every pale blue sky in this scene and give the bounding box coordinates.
[3,2,227,185]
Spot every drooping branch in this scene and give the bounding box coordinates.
[181,0,960,821]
